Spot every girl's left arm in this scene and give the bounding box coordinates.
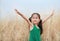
[42,10,54,24]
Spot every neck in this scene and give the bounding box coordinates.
[34,24,38,26]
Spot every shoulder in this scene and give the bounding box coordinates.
[29,24,34,31]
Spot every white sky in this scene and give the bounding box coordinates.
[0,0,60,20]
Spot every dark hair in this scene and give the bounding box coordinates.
[29,13,43,35]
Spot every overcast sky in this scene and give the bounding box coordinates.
[0,0,60,20]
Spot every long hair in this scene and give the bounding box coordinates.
[29,13,43,35]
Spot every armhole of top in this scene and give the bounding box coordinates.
[30,24,34,31]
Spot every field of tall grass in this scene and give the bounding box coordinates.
[0,11,60,41]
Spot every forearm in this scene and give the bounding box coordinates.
[42,10,54,24]
[17,11,28,21]
[18,12,32,26]
[42,15,52,24]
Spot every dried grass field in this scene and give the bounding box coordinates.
[0,12,60,41]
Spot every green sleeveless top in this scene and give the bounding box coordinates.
[29,25,42,41]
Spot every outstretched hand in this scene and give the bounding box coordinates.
[15,9,20,14]
[14,9,23,16]
[50,10,54,17]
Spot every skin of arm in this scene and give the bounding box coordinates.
[14,9,32,27]
[42,10,54,24]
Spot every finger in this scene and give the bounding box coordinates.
[15,9,18,12]
[52,10,54,14]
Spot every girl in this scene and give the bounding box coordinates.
[14,9,54,41]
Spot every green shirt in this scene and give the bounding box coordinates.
[29,25,42,41]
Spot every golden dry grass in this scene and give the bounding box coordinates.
[0,13,60,41]
[42,13,60,41]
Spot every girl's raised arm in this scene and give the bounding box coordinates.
[42,10,54,24]
[14,9,32,26]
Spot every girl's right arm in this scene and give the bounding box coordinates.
[14,9,32,27]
